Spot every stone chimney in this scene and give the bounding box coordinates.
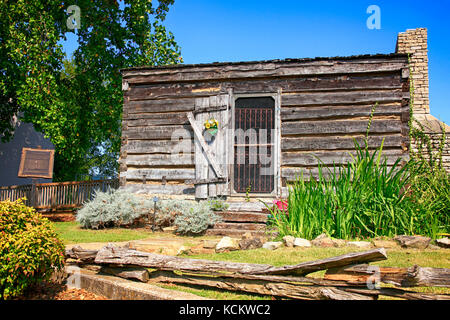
[397,28,450,173]
[396,28,430,115]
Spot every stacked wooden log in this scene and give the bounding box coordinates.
[66,244,450,300]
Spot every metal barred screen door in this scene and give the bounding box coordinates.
[234,97,275,194]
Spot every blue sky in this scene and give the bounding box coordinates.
[63,0,450,123]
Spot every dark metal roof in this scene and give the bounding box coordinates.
[120,53,408,73]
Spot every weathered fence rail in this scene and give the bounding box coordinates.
[0,179,119,211]
[66,245,450,300]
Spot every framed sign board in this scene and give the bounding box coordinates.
[17,148,55,179]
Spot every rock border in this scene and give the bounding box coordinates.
[212,234,450,252]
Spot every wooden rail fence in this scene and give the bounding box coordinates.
[0,179,119,212]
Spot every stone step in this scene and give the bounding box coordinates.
[217,211,269,223]
[205,228,267,237]
[213,222,266,231]
[226,201,269,212]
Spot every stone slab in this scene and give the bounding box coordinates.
[67,267,208,300]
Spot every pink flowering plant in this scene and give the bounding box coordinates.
[273,199,288,214]
[263,199,290,236]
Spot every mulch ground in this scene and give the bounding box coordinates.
[14,281,108,300]
[42,213,76,222]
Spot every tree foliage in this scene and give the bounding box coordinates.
[0,0,182,180]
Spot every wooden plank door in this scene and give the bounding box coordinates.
[188,95,230,199]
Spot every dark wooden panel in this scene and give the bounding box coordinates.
[126,74,403,100]
[281,120,403,136]
[125,140,194,154]
[124,126,193,140]
[124,168,195,181]
[282,90,407,107]
[122,183,195,195]
[126,154,194,166]
[125,112,189,126]
[126,83,224,100]
[281,149,406,166]
[282,164,403,182]
[281,104,404,121]
[125,98,195,114]
[231,74,404,94]
[281,135,404,151]
[123,58,407,84]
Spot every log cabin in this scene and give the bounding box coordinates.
[118,28,449,217]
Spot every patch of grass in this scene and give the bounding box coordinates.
[52,221,222,245]
[52,221,151,244]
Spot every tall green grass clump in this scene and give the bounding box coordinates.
[269,139,416,240]
[268,110,449,240]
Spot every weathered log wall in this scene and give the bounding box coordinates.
[120,54,410,197]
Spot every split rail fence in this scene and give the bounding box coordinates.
[66,245,450,300]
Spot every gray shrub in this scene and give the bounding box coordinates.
[76,188,153,229]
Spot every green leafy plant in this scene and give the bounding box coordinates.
[245,185,252,202]
[208,198,230,211]
[76,189,153,229]
[173,201,222,235]
[0,199,65,300]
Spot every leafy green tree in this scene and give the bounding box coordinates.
[0,0,182,181]
[0,0,66,142]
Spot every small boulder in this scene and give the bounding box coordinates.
[293,238,311,248]
[239,237,263,250]
[311,233,334,247]
[394,235,431,249]
[162,226,177,233]
[176,246,192,256]
[262,241,283,250]
[331,238,347,248]
[283,236,295,247]
[240,232,251,239]
[203,240,219,249]
[347,241,373,249]
[436,238,450,249]
[371,239,400,249]
[238,232,264,250]
[215,236,239,253]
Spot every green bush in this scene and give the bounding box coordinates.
[0,199,65,300]
[172,200,222,235]
[76,188,153,229]
[405,154,450,238]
